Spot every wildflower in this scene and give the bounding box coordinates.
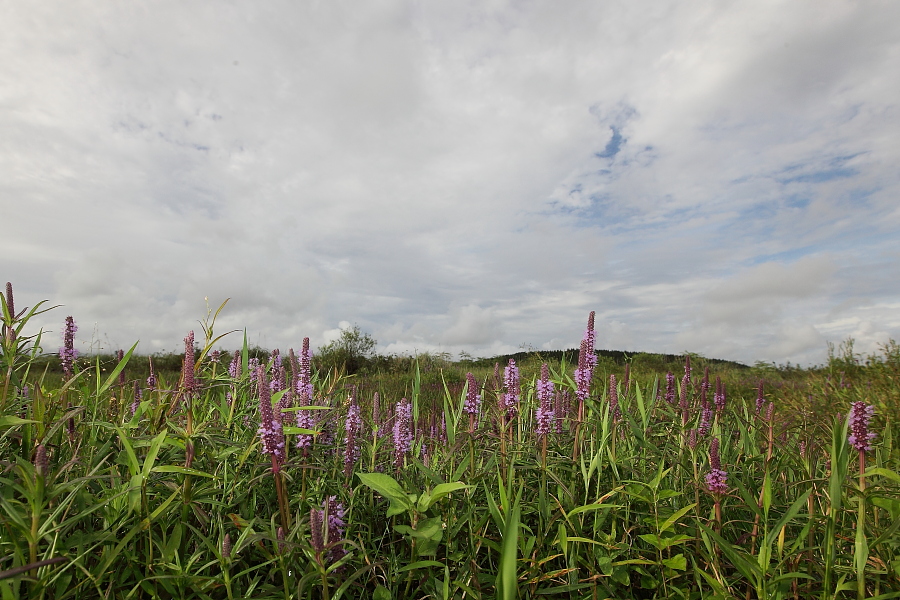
[222,534,232,560]
[555,390,570,435]
[59,316,78,378]
[257,366,285,472]
[343,394,361,476]
[3,282,16,345]
[680,373,690,426]
[501,359,520,418]
[535,364,555,438]
[34,444,49,476]
[705,437,728,495]
[687,428,698,450]
[131,381,141,417]
[463,372,481,416]
[228,350,241,378]
[182,331,197,400]
[310,507,325,554]
[665,372,676,404]
[147,359,157,391]
[714,376,726,413]
[310,497,347,563]
[295,338,315,449]
[574,312,597,411]
[209,350,221,364]
[393,398,412,468]
[755,380,765,415]
[116,349,125,387]
[698,399,712,437]
[848,401,876,453]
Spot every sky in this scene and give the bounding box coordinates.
[2,1,899,367]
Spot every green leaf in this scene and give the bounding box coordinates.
[373,584,392,600]
[396,560,444,573]
[658,503,696,534]
[96,341,139,397]
[661,554,687,571]
[418,482,471,512]
[0,416,36,428]
[357,472,413,517]
[151,466,215,478]
[566,503,621,519]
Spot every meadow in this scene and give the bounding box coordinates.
[2,285,899,599]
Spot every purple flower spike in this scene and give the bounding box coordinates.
[463,372,482,416]
[756,380,765,415]
[705,437,728,495]
[848,401,876,453]
[574,312,597,408]
[182,331,196,399]
[535,364,555,438]
[257,366,285,472]
[665,372,676,405]
[343,392,362,476]
[228,350,241,379]
[714,376,726,413]
[59,316,78,379]
[502,359,520,418]
[393,398,412,468]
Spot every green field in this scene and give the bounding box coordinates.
[2,291,899,599]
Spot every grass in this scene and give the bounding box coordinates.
[1,291,899,599]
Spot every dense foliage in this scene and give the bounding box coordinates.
[2,286,899,599]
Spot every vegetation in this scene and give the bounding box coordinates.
[1,285,899,599]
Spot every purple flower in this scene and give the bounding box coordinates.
[665,372,676,405]
[343,394,362,476]
[393,398,412,468]
[182,332,197,400]
[555,390,570,435]
[463,373,481,416]
[535,364,555,438]
[755,380,765,415]
[147,359,157,391]
[714,376,726,413]
[574,312,597,407]
[131,381,141,418]
[296,338,313,403]
[228,350,241,379]
[294,338,315,449]
[34,444,49,476]
[310,496,347,563]
[502,359,520,418]
[209,350,221,364]
[116,349,126,387]
[687,428,699,450]
[698,399,712,437]
[680,373,690,426]
[705,437,728,495]
[848,401,876,453]
[257,366,285,471]
[59,316,78,378]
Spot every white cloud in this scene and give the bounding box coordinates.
[2,1,899,366]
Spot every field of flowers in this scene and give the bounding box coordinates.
[2,283,899,599]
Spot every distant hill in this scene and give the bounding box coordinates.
[466,348,751,371]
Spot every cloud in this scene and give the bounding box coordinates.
[2,1,899,367]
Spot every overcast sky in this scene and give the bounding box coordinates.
[3,1,899,366]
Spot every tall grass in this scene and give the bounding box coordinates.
[2,287,899,599]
